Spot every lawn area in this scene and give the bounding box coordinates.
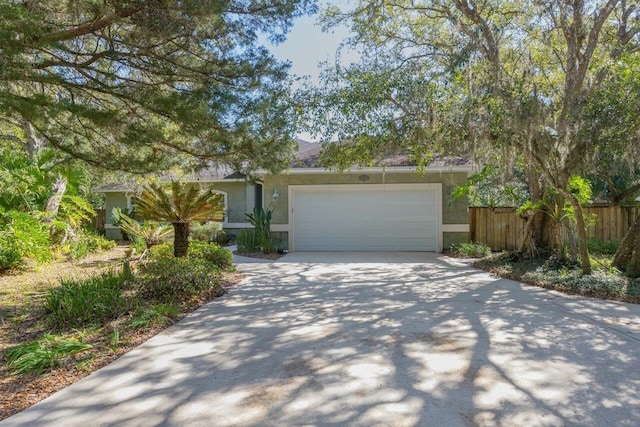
[0,243,241,421]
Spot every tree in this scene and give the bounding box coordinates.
[134,181,224,257]
[0,0,316,173]
[305,0,640,274]
[613,214,640,278]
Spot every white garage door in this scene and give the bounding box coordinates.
[291,184,439,251]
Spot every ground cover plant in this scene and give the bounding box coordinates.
[449,242,491,258]
[0,243,240,421]
[474,248,640,304]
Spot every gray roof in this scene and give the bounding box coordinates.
[291,141,472,169]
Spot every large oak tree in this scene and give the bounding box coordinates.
[304,0,640,274]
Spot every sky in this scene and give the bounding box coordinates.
[269,14,348,83]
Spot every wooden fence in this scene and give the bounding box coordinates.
[468,206,640,251]
[91,207,106,235]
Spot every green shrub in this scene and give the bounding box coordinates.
[137,257,223,302]
[44,271,130,328]
[189,241,233,270]
[6,334,93,375]
[244,207,275,254]
[236,229,259,253]
[450,242,491,258]
[60,230,117,260]
[587,239,621,255]
[128,303,180,328]
[0,238,22,271]
[0,210,51,264]
[190,222,223,242]
[214,230,232,245]
[148,241,233,270]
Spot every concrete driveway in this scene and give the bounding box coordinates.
[3,252,640,426]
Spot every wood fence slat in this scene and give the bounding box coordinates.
[468,206,639,250]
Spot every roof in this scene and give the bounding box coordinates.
[291,141,473,169]
[95,140,473,192]
[94,164,246,193]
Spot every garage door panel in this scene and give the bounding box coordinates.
[292,185,439,252]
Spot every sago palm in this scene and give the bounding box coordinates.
[134,181,224,257]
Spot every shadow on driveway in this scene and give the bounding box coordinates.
[3,252,640,426]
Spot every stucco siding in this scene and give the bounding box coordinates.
[443,232,470,249]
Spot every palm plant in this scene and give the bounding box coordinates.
[116,213,173,249]
[134,182,224,257]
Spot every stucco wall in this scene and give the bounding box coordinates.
[263,171,469,225]
[443,232,470,249]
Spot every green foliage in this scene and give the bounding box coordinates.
[475,253,640,303]
[0,1,313,173]
[453,166,529,207]
[588,239,621,256]
[6,334,93,375]
[117,213,173,249]
[59,230,117,261]
[137,257,223,303]
[568,176,593,205]
[148,241,233,270]
[190,222,223,242]
[44,271,130,328]
[188,241,234,270]
[0,238,21,271]
[135,181,225,257]
[0,210,51,264]
[236,229,260,253]
[243,207,275,254]
[213,230,232,246]
[450,242,491,258]
[128,303,180,329]
[136,182,225,223]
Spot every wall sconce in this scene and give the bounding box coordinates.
[272,189,279,200]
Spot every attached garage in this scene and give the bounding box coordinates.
[289,184,441,252]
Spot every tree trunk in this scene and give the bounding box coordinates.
[566,195,592,275]
[613,214,640,278]
[43,176,67,223]
[20,120,45,160]
[173,221,190,257]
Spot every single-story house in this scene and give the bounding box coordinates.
[96,141,473,252]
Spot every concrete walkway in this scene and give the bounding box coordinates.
[3,252,640,426]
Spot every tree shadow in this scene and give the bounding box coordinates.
[4,253,640,426]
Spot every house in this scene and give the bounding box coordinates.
[96,141,473,252]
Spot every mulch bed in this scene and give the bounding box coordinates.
[234,251,284,260]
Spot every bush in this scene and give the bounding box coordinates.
[236,229,259,253]
[190,222,223,242]
[137,257,223,302]
[0,210,51,264]
[450,242,491,258]
[588,239,621,255]
[6,334,93,375]
[189,241,233,270]
[44,271,130,328]
[148,241,233,270]
[128,303,180,328]
[0,238,22,271]
[214,230,232,245]
[59,230,117,261]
